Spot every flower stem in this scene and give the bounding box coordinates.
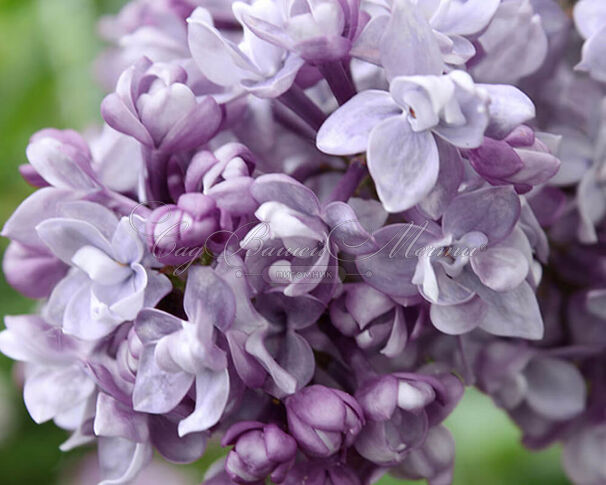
[318,61,356,105]
[278,85,327,131]
[326,159,368,203]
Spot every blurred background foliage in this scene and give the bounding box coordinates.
[0,0,571,483]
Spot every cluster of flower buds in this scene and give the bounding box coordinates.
[1,0,606,484]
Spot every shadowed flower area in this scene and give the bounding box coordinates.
[0,0,591,484]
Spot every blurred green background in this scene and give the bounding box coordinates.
[0,0,570,483]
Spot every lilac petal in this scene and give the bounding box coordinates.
[466,137,524,179]
[138,84,198,148]
[381,306,408,357]
[98,437,153,485]
[576,26,606,82]
[63,283,122,340]
[58,201,119,241]
[2,187,75,246]
[355,412,428,466]
[250,174,321,215]
[392,425,455,485]
[356,223,439,298]
[235,7,294,50]
[431,0,500,36]
[289,387,346,433]
[586,289,606,320]
[356,376,398,421]
[3,242,67,299]
[101,92,154,147]
[418,139,464,220]
[574,0,606,39]
[225,330,267,388]
[471,247,529,292]
[420,263,476,305]
[24,366,95,424]
[36,218,113,265]
[442,186,521,244]
[187,8,257,86]
[471,278,544,340]
[207,177,257,215]
[132,346,194,414]
[149,415,208,463]
[178,368,230,436]
[135,309,182,344]
[524,357,586,420]
[367,116,439,212]
[243,53,305,98]
[265,331,315,398]
[43,270,88,327]
[324,202,378,255]
[563,425,606,485]
[111,218,144,265]
[245,329,298,395]
[508,149,560,186]
[92,264,147,322]
[255,293,325,330]
[184,266,235,332]
[348,198,389,233]
[160,96,222,152]
[94,393,149,442]
[472,2,548,83]
[143,270,172,309]
[0,314,80,365]
[380,0,443,80]
[72,246,132,285]
[480,85,536,139]
[344,283,394,327]
[316,90,400,155]
[432,76,490,149]
[0,316,57,363]
[263,424,297,464]
[430,297,482,335]
[26,137,98,191]
[577,168,606,244]
[350,13,390,63]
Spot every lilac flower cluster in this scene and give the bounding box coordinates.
[1,0,605,484]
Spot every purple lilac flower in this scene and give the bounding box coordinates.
[285,385,364,458]
[222,421,297,483]
[2,0,606,484]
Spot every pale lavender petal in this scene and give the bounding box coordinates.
[2,187,75,246]
[524,357,586,420]
[250,174,321,215]
[36,218,113,265]
[184,266,235,332]
[442,186,520,244]
[481,84,536,139]
[160,96,222,152]
[187,8,256,86]
[94,393,149,442]
[132,347,194,414]
[574,0,606,38]
[380,0,443,80]
[178,368,230,436]
[324,202,378,255]
[367,116,439,212]
[576,26,606,82]
[24,366,95,424]
[431,0,500,36]
[470,247,529,292]
[26,137,98,191]
[98,437,153,485]
[316,90,400,155]
[418,138,464,220]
